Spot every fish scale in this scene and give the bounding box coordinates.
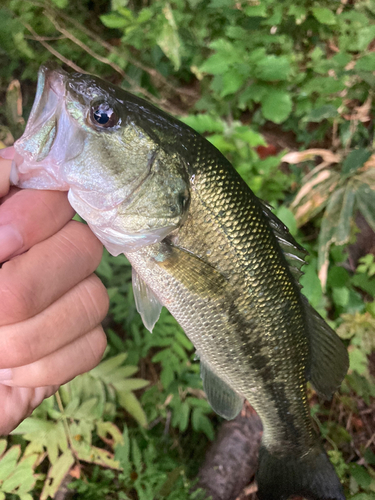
[127,132,313,451]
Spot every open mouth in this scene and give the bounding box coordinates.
[11,65,81,191]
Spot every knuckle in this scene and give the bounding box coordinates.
[61,221,103,269]
[0,262,38,323]
[2,326,34,368]
[84,327,107,369]
[80,275,109,323]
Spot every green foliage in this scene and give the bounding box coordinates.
[0,440,38,500]
[0,0,375,498]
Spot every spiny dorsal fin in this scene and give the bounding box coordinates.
[132,268,162,332]
[259,200,308,287]
[200,358,244,420]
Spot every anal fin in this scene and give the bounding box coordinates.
[200,359,244,420]
[132,268,162,332]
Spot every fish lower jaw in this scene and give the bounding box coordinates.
[11,157,69,190]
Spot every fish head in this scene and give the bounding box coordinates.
[13,64,190,254]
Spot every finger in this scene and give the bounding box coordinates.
[0,188,75,262]
[0,385,58,436]
[0,146,15,160]
[0,326,107,388]
[0,221,103,325]
[0,159,11,198]
[0,274,109,369]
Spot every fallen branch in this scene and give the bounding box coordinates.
[195,405,262,500]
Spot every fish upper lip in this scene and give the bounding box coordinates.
[41,63,69,97]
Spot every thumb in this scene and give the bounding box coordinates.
[0,157,11,198]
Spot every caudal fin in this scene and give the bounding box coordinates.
[256,444,345,500]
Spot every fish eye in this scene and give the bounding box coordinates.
[90,101,120,128]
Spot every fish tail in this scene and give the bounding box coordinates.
[256,443,345,500]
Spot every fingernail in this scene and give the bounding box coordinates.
[0,225,23,262]
[0,147,14,160]
[0,369,12,382]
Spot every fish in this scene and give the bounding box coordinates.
[11,64,348,500]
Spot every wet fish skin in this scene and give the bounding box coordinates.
[12,65,348,500]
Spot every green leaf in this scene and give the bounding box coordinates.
[349,464,372,489]
[239,84,267,107]
[301,262,323,309]
[255,56,291,82]
[1,463,36,495]
[244,4,267,17]
[318,187,345,270]
[179,401,190,432]
[74,398,100,420]
[349,347,368,375]
[109,365,140,382]
[51,0,69,7]
[113,378,149,392]
[96,253,113,280]
[311,7,336,25]
[0,446,21,481]
[100,13,129,29]
[91,353,128,379]
[306,105,338,123]
[328,267,350,288]
[40,450,74,500]
[118,391,147,427]
[355,53,375,72]
[221,70,246,97]
[181,114,224,134]
[335,182,355,243]
[0,440,7,457]
[115,427,131,475]
[157,4,181,70]
[341,149,371,177]
[131,438,142,473]
[357,26,375,51]
[199,53,231,75]
[332,287,349,308]
[356,183,375,232]
[209,0,233,7]
[352,274,375,298]
[288,5,307,23]
[261,89,292,123]
[276,206,297,236]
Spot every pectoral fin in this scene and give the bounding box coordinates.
[132,268,162,332]
[303,297,349,399]
[200,359,244,420]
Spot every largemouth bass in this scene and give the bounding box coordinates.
[11,65,348,500]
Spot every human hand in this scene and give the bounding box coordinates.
[0,147,109,435]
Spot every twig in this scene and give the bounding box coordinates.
[20,19,86,73]
[41,12,179,112]
[22,22,85,73]
[42,4,188,96]
[364,432,375,450]
[23,17,174,112]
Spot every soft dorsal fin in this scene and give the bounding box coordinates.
[259,200,308,287]
[132,268,162,332]
[200,358,244,420]
[259,201,348,398]
[302,296,349,399]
